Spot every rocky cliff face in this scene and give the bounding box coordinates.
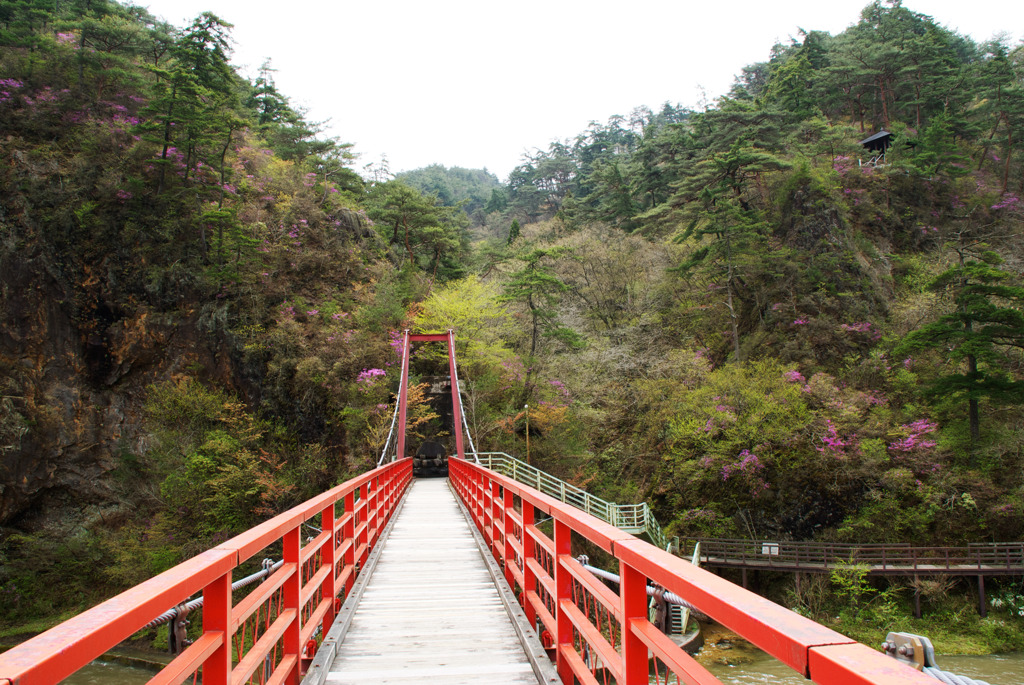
[0,229,235,530]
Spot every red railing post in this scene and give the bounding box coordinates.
[482,473,492,544]
[357,486,369,566]
[475,468,484,526]
[283,526,302,685]
[389,465,398,513]
[321,501,337,634]
[343,490,356,592]
[0,461,413,685]
[202,571,232,685]
[620,561,648,684]
[368,477,378,545]
[522,501,538,626]
[491,480,502,561]
[503,485,515,588]
[554,518,572,683]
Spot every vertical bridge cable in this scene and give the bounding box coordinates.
[376,334,410,467]
[449,339,480,463]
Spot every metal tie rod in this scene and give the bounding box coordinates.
[579,558,709,621]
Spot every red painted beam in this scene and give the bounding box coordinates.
[0,549,235,684]
[407,333,450,342]
[615,537,851,677]
[0,460,411,685]
[808,643,936,685]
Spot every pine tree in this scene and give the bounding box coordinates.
[506,219,520,246]
[898,239,1024,444]
[499,248,583,358]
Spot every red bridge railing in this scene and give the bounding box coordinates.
[449,458,935,685]
[0,459,412,685]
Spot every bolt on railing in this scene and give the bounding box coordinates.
[472,452,668,549]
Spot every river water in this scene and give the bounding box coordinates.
[59,660,152,684]
[700,647,1024,684]
[59,651,1023,684]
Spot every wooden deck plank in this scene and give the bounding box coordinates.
[324,478,543,684]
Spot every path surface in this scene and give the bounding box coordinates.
[325,478,540,684]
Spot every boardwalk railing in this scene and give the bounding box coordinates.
[688,538,1024,574]
[0,459,412,685]
[450,457,934,685]
[473,451,669,550]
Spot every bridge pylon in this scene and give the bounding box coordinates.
[395,329,466,464]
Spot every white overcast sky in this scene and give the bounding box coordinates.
[139,0,1023,181]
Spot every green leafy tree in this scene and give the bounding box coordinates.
[583,158,640,231]
[972,40,1024,191]
[65,3,150,98]
[0,0,53,49]
[903,111,970,178]
[897,240,1024,443]
[365,181,466,277]
[247,59,290,126]
[395,165,501,221]
[668,137,790,361]
[485,188,508,214]
[413,275,515,371]
[499,248,582,358]
[506,219,520,245]
[141,12,236,195]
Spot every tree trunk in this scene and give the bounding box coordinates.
[527,294,538,358]
[960,247,980,447]
[184,138,193,184]
[977,114,1003,171]
[877,77,891,129]
[915,79,922,130]
[403,218,414,264]
[969,397,980,444]
[1003,126,1012,193]
[157,84,176,195]
[218,127,233,209]
[724,232,742,362]
[197,195,207,260]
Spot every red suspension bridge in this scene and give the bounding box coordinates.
[0,332,964,685]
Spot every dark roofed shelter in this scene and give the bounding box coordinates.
[859,130,893,152]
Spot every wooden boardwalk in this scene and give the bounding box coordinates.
[304,478,555,685]
[688,539,1024,577]
[688,538,1024,618]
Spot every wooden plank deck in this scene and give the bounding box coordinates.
[316,478,547,684]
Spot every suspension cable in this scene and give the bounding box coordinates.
[376,335,409,467]
[882,633,993,685]
[143,559,284,629]
[449,342,479,463]
[577,559,708,621]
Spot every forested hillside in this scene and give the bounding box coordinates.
[1,0,1023,648]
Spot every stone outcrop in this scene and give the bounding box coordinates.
[0,235,234,529]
